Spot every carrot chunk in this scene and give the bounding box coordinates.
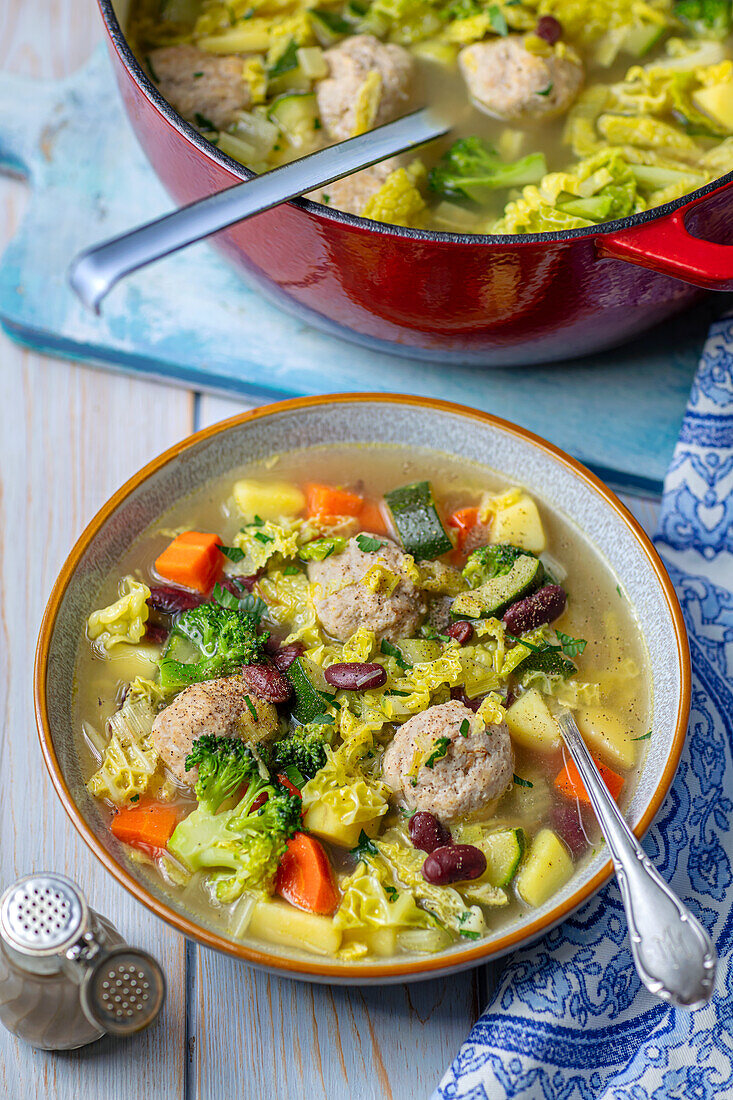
[447,506,479,551]
[110,800,179,850]
[155,530,223,594]
[358,498,391,536]
[305,483,363,522]
[555,756,625,805]
[275,832,340,915]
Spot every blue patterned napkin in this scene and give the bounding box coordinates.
[434,318,733,1100]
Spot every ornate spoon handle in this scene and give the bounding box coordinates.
[555,709,717,1009]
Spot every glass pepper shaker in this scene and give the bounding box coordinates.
[0,872,166,1050]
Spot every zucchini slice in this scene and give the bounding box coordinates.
[268,92,320,149]
[452,555,543,619]
[481,828,526,888]
[286,656,331,723]
[384,481,453,560]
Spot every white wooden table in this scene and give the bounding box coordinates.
[0,3,662,1095]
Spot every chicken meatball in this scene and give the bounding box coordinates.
[148,44,251,130]
[316,35,415,141]
[308,157,405,215]
[459,36,583,121]
[382,700,514,823]
[151,675,278,784]
[307,535,426,642]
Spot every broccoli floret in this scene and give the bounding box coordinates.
[462,543,536,589]
[428,138,547,206]
[185,734,260,814]
[168,752,301,901]
[271,722,334,781]
[673,0,731,39]
[159,602,268,691]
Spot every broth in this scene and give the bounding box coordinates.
[129,0,733,232]
[74,443,650,959]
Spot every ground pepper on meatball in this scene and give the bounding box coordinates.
[381,699,514,823]
[151,675,278,784]
[306,534,427,642]
[458,36,584,122]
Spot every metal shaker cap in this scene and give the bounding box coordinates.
[80,947,166,1036]
[0,873,87,957]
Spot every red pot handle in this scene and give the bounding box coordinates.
[597,187,733,291]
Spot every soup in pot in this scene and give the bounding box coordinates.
[129,0,733,232]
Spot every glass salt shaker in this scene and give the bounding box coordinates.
[0,872,166,1050]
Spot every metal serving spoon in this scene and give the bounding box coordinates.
[555,709,717,1009]
[68,105,455,313]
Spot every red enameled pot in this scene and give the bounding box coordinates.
[102,0,733,365]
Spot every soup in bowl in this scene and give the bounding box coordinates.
[35,396,689,981]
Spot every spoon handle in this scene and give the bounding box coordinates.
[68,106,449,313]
[555,709,716,1009]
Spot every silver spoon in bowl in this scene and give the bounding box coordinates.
[554,708,717,1009]
[68,104,458,313]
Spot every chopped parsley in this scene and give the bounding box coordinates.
[310,712,336,725]
[555,631,587,658]
[384,884,399,902]
[488,3,508,34]
[219,544,245,563]
[537,83,554,96]
[253,531,274,544]
[616,584,623,598]
[380,639,411,670]
[350,829,378,860]
[322,193,331,204]
[268,38,298,78]
[193,70,204,78]
[239,594,268,620]
[283,565,300,575]
[385,689,410,697]
[244,695,258,721]
[420,624,450,642]
[631,730,652,741]
[356,533,385,553]
[212,582,240,609]
[425,736,451,769]
[249,515,265,528]
[513,774,534,788]
[459,718,470,738]
[194,111,215,131]
[129,793,140,803]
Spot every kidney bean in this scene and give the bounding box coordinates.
[536,14,562,43]
[550,803,589,859]
[450,687,483,713]
[447,620,474,645]
[249,791,269,814]
[219,572,261,597]
[269,642,305,672]
[324,663,387,691]
[422,844,487,886]
[144,623,169,646]
[147,585,204,617]
[241,662,292,704]
[409,811,452,853]
[503,584,566,635]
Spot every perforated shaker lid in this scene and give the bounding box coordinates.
[80,947,166,1036]
[0,873,87,956]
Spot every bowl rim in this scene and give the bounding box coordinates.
[34,393,691,981]
[99,0,733,247]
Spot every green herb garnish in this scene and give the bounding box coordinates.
[420,625,450,642]
[487,3,508,33]
[283,565,300,575]
[350,829,378,859]
[631,730,652,741]
[219,544,246,563]
[425,736,451,769]
[555,631,587,658]
[459,719,470,738]
[244,695,258,721]
[356,534,385,553]
[380,639,411,670]
[384,884,399,902]
[513,774,534,788]
[537,83,554,96]
[194,111,215,130]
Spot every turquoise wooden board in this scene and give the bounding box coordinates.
[0,48,726,494]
